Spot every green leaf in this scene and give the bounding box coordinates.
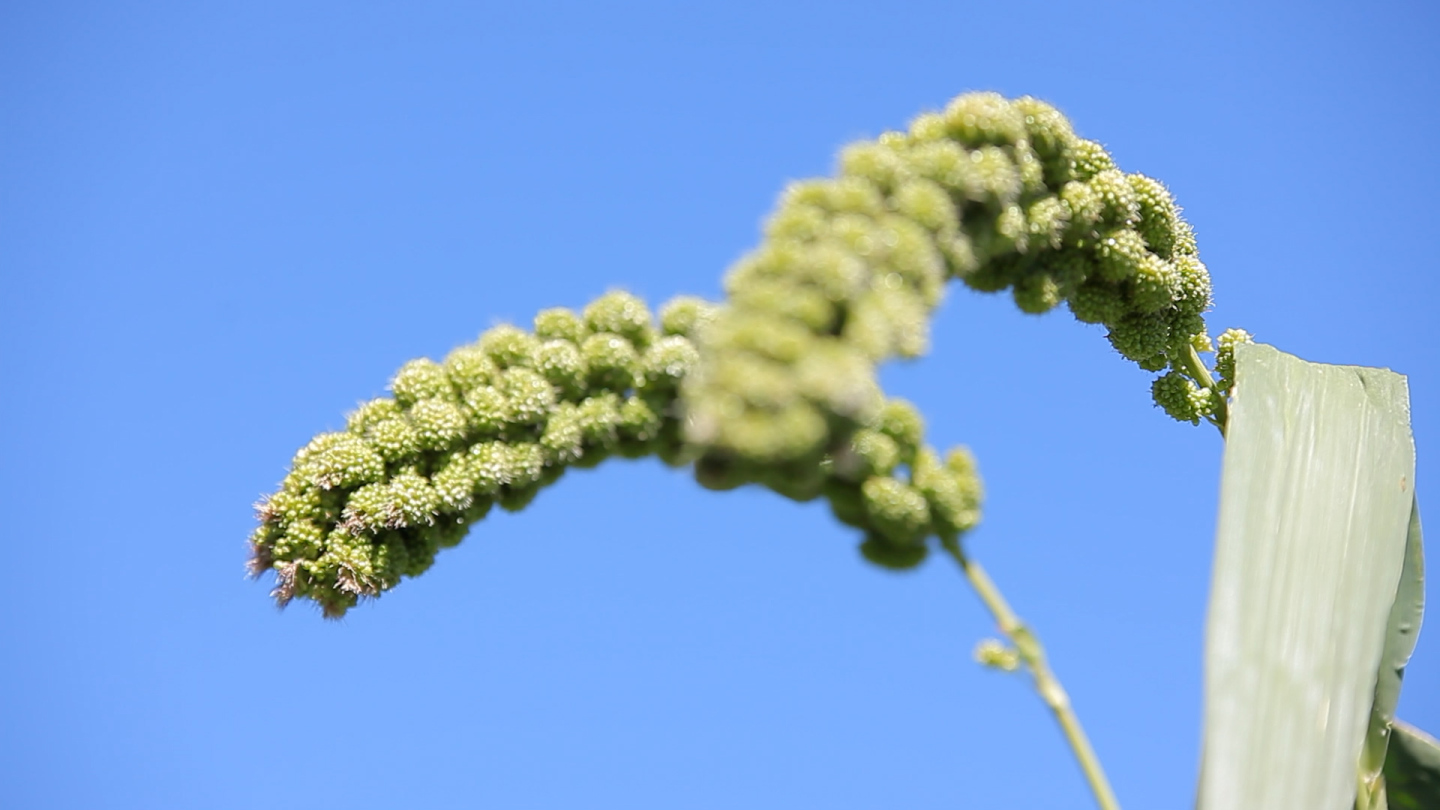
[1383,720,1440,809]
[1360,498,1425,802]
[1197,343,1416,810]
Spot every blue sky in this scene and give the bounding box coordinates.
[2,2,1436,807]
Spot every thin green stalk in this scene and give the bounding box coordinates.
[1180,342,1229,436]
[942,538,1121,810]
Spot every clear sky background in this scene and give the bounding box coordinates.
[2,2,1437,808]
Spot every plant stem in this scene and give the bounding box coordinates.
[1179,343,1229,436]
[941,539,1122,810]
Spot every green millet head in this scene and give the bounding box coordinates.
[1095,228,1149,284]
[479,325,539,369]
[540,402,586,464]
[444,344,500,392]
[861,476,932,547]
[390,359,455,405]
[252,91,1240,616]
[942,92,1027,147]
[1013,272,1065,315]
[859,532,930,571]
[845,429,902,480]
[409,399,469,451]
[345,398,401,433]
[533,307,587,343]
[1024,196,1071,253]
[839,140,912,193]
[249,292,710,617]
[1152,371,1208,425]
[1070,139,1116,181]
[301,435,385,491]
[584,291,655,348]
[685,91,1224,483]
[891,179,959,233]
[792,341,883,421]
[782,176,887,217]
[659,296,720,338]
[914,446,983,536]
[500,368,557,426]
[641,336,700,391]
[616,395,663,446]
[1214,327,1254,390]
[1107,312,1172,368]
[1059,181,1105,243]
[533,339,588,400]
[873,399,925,463]
[463,385,510,437]
[581,333,642,391]
[1128,174,1183,259]
[1012,96,1079,185]
[575,393,622,449]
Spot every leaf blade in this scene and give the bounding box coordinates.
[1361,498,1425,794]
[1197,343,1416,810]
[1383,720,1440,809]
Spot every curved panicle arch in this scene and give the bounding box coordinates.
[247,92,1247,618]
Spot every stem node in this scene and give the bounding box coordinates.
[945,543,1121,810]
